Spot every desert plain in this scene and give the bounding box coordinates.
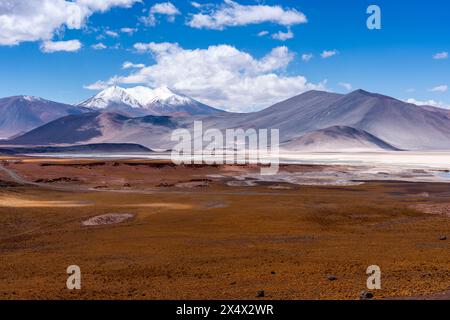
[0,156,448,300]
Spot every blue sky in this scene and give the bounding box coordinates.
[0,0,449,111]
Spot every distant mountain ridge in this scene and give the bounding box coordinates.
[3,89,450,152]
[0,143,152,155]
[0,95,89,139]
[78,85,225,117]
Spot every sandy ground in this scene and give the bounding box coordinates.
[0,158,448,300]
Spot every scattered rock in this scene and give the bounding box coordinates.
[359,290,374,300]
[175,179,210,188]
[82,213,134,226]
[256,290,265,298]
[268,184,292,190]
[327,275,338,281]
[439,236,447,240]
[226,180,258,187]
[34,177,79,183]
[157,182,174,187]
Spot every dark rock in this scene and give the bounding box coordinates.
[439,236,447,240]
[271,271,276,275]
[360,290,374,300]
[256,290,265,298]
[327,275,338,281]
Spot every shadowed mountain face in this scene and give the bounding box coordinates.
[6,112,182,150]
[0,96,89,139]
[281,126,400,152]
[5,89,450,151]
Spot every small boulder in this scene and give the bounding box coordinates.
[256,290,265,298]
[439,236,447,240]
[359,290,374,300]
[327,275,338,281]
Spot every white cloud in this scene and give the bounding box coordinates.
[405,98,450,109]
[87,42,325,111]
[433,52,448,60]
[429,85,448,93]
[338,82,352,91]
[142,2,180,26]
[301,53,313,62]
[0,0,140,46]
[105,30,119,37]
[257,30,269,37]
[40,39,82,53]
[91,42,107,50]
[321,49,338,58]
[120,27,137,34]
[83,81,110,90]
[76,0,141,12]
[187,0,307,30]
[271,28,294,41]
[122,61,145,69]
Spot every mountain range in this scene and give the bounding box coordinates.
[2,87,450,152]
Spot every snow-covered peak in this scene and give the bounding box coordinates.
[79,85,142,109]
[78,85,221,116]
[126,85,194,107]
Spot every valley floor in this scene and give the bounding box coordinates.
[0,157,448,300]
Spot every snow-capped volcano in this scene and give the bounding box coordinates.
[78,86,142,110]
[126,86,193,106]
[79,85,224,116]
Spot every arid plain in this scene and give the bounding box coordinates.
[0,157,448,300]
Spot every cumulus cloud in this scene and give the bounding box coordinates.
[0,0,140,46]
[40,39,82,53]
[429,85,448,93]
[141,2,180,26]
[433,52,448,60]
[301,53,313,62]
[76,0,140,12]
[321,49,338,58]
[122,61,145,69]
[187,0,307,30]
[91,42,107,50]
[338,82,352,91]
[257,30,269,37]
[86,42,325,111]
[271,28,294,41]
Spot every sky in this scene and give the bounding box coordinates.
[0,0,449,112]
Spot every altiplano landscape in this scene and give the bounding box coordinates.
[0,85,449,300]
